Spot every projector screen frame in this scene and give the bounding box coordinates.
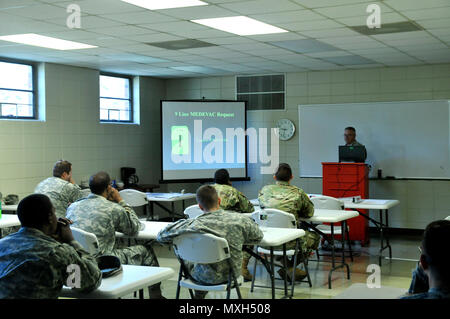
[159,99,250,184]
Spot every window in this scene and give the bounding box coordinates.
[236,74,285,110]
[99,74,132,122]
[0,60,35,119]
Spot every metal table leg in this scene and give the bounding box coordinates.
[171,202,175,222]
[282,243,288,297]
[325,222,351,289]
[270,247,275,299]
[350,208,393,266]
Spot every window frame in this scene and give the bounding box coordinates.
[0,57,37,120]
[99,72,134,124]
[235,73,286,111]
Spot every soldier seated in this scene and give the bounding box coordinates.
[66,171,165,299]
[35,160,84,218]
[0,194,101,298]
[157,185,263,299]
[402,220,450,299]
[258,163,320,282]
[212,168,255,281]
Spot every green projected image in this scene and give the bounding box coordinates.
[171,125,189,155]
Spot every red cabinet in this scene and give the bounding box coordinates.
[322,162,369,245]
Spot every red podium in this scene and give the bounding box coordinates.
[322,162,369,245]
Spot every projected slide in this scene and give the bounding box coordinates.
[161,100,248,182]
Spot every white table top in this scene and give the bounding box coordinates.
[60,265,174,299]
[116,221,304,247]
[2,205,18,212]
[0,214,21,229]
[343,199,400,210]
[146,193,196,202]
[333,283,406,299]
[298,209,359,223]
[259,227,305,247]
[116,221,171,240]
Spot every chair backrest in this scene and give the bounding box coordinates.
[254,208,296,229]
[184,204,204,219]
[70,227,99,255]
[173,233,230,264]
[119,189,148,207]
[310,195,344,210]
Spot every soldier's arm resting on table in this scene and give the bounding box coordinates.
[238,191,255,214]
[242,217,264,244]
[57,241,102,293]
[114,201,142,236]
[299,191,315,218]
[156,219,191,244]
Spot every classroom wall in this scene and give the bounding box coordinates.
[0,62,165,201]
[165,63,450,229]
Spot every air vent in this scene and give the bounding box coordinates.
[146,39,216,50]
[237,74,285,111]
[349,21,423,36]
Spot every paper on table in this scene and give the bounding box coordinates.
[147,193,186,199]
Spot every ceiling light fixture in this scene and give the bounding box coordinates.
[0,34,97,50]
[191,16,288,36]
[121,0,208,10]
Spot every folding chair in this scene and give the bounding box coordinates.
[310,195,353,261]
[173,233,243,299]
[184,204,204,219]
[250,208,312,295]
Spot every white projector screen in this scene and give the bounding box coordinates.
[161,100,248,182]
[299,100,450,179]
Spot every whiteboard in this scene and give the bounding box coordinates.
[298,100,450,179]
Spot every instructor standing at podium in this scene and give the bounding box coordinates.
[344,127,364,146]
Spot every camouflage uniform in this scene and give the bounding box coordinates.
[212,183,255,263]
[35,177,83,218]
[258,181,320,254]
[212,183,255,214]
[66,194,158,267]
[0,227,101,299]
[157,209,263,285]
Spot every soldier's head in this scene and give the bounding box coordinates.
[274,163,293,183]
[196,185,221,212]
[89,171,111,197]
[53,160,73,182]
[17,194,58,234]
[419,220,450,288]
[214,169,231,185]
[344,127,356,144]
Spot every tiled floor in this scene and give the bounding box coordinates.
[124,233,421,299]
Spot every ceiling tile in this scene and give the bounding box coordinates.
[292,0,373,9]
[313,2,392,19]
[219,0,303,15]
[88,25,154,36]
[53,0,143,14]
[384,0,450,11]
[270,39,339,54]
[402,7,450,20]
[157,5,235,20]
